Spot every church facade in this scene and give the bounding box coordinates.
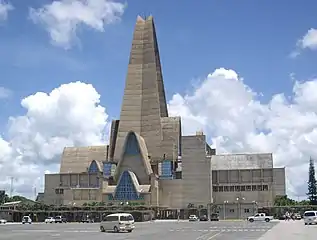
[43,16,286,212]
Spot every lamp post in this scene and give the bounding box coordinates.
[223,201,228,220]
[252,201,257,215]
[236,197,245,219]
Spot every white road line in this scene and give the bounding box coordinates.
[207,232,222,239]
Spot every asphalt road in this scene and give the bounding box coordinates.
[0,220,306,240]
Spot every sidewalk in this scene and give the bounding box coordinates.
[258,221,317,240]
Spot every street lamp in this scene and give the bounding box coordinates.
[252,201,257,215]
[236,197,245,219]
[223,201,229,220]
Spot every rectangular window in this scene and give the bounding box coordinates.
[55,189,64,194]
[229,209,234,213]
[244,209,250,213]
[240,186,246,191]
[246,185,251,191]
[224,186,229,192]
[257,185,262,191]
[218,186,224,192]
[263,185,269,191]
[252,185,257,191]
[212,186,218,192]
[235,186,240,192]
[229,186,235,192]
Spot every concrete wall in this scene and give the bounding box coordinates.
[212,153,273,170]
[181,135,212,208]
[272,168,286,197]
[216,203,257,220]
[159,179,183,208]
[117,154,150,185]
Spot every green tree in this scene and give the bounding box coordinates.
[307,157,317,205]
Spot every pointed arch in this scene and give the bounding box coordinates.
[115,131,152,179]
[113,170,144,201]
[88,160,101,173]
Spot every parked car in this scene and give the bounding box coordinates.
[54,216,67,223]
[199,215,208,221]
[81,217,94,223]
[247,213,274,222]
[100,213,135,233]
[189,215,198,221]
[210,213,219,221]
[22,216,32,224]
[45,217,55,223]
[303,211,317,225]
[0,219,7,224]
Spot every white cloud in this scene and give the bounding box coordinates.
[169,68,317,198]
[291,28,317,57]
[0,86,11,98]
[0,0,13,21]
[29,0,126,49]
[298,28,317,51]
[0,81,109,198]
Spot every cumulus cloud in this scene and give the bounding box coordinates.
[291,28,317,57]
[0,0,13,21]
[169,68,317,198]
[0,81,109,198]
[29,0,126,49]
[0,86,11,99]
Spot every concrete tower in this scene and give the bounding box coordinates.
[110,16,170,163]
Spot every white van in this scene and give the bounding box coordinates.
[303,211,317,225]
[100,213,135,233]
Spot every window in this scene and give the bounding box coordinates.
[88,160,99,173]
[113,171,143,201]
[240,186,246,191]
[124,133,140,155]
[229,186,234,192]
[229,209,234,213]
[212,186,218,192]
[160,160,173,178]
[304,212,316,217]
[235,186,240,192]
[55,189,64,194]
[120,215,134,221]
[244,209,250,213]
[254,214,259,217]
[103,163,112,177]
[262,185,269,191]
[224,186,229,192]
[246,185,251,191]
[257,185,262,191]
[104,215,118,221]
[218,186,223,192]
[252,185,257,191]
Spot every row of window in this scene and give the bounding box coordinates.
[224,208,251,213]
[212,185,269,192]
[55,189,64,194]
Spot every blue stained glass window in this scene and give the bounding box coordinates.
[88,160,99,173]
[103,163,112,177]
[113,171,142,201]
[124,133,140,155]
[160,160,172,178]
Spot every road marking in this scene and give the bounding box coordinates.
[207,232,222,239]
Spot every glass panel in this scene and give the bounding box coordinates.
[103,163,112,177]
[114,171,142,201]
[125,133,140,155]
[88,160,99,173]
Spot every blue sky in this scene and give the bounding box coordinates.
[1,0,316,126]
[1,0,317,198]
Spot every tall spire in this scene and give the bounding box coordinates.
[113,16,168,162]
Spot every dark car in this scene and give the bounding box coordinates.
[55,216,67,223]
[210,213,219,221]
[199,215,208,221]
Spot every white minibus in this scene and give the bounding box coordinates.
[100,213,135,233]
[303,211,317,225]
